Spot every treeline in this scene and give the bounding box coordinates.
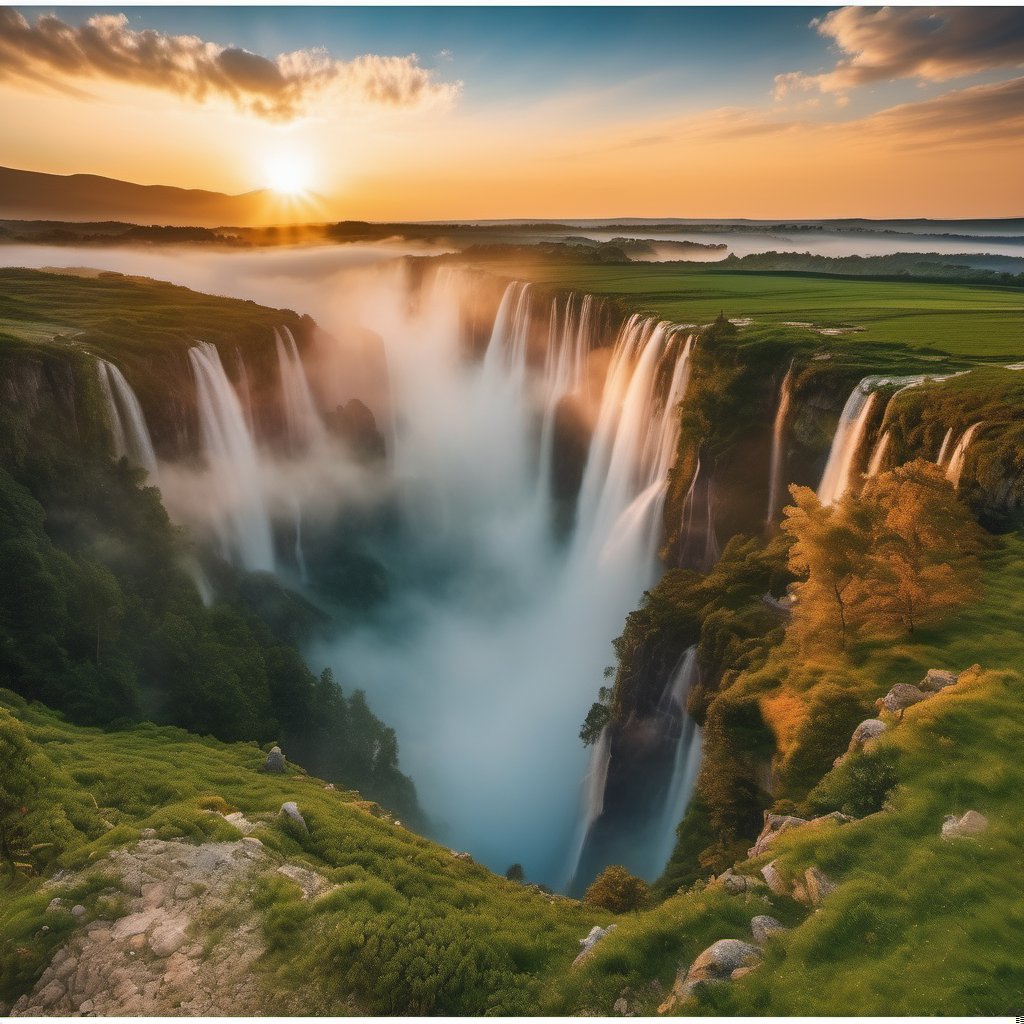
[0,355,418,822]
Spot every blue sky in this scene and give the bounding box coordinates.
[40,6,835,113]
[3,6,1023,217]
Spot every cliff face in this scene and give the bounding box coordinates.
[588,317,1024,889]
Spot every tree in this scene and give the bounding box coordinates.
[856,460,982,636]
[781,485,870,651]
[504,863,524,882]
[584,864,649,913]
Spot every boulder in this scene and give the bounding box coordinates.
[803,866,837,906]
[748,813,809,857]
[880,683,929,714]
[941,810,989,839]
[262,746,286,774]
[451,850,474,862]
[750,915,787,944]
[920,669,958,693]
[572,924,617,968]
[279,801,307,832]
[658,939,763,1013]
[849,718,887,751]
[760,860,788,896]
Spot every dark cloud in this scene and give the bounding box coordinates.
[0,8,461,121]
[776,7,1024,97]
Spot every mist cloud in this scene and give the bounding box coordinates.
[0,8,461,121]
[775,7,1024,99]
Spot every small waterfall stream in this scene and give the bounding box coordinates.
[96,358,159,478]
[865,429,891,479]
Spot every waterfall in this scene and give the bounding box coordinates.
[188,342,275,573]
[817,381,877,506]
[936,427,954,466]
[322,270,699,889]
[865,429,891,479]
[651,646,702,873]
[96,358,158,478]
[765,364,794,528]
[275,326,326,453]
[945,422,984,488]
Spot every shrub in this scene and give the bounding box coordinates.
[584,865,650,913]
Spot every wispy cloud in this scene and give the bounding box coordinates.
[775,6,1024,99]
[0,8,462,121]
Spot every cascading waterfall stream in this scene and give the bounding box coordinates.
[865,429,891,479]
[817,381,877,506]
[651,646,702,874]
[188,342,275,573]
[275,325,327,579]
[945,422,984,488]
[936,427,955,466]
[766,364,794,528]
[310,270,699,889]
[96,358,159,478]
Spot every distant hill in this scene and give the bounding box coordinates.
[0,166,275,227]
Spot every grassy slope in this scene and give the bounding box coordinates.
[4,537,1022,1015]
[507,262,1024,357]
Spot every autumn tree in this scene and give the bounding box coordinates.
[781,484,871,651]
[856,459,982,635]
[781,460,983,647]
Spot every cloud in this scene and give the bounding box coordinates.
[775,7,1024,98]
[0,8,461,121]
[863,74,1024,147]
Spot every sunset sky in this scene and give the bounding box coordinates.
[2,5,1023,219]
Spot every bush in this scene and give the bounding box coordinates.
[584,865,650,913]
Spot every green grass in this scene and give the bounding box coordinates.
[507,262,1024,358]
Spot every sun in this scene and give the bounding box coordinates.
[264,154,313,197]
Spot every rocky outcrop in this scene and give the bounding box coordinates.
[802,866,837,906]
[572,924,617,968]
[920,669,958,692]
[658,939,763,1013]
[262,746,286,774]
[748,810,853,858]
[709,868,767,895]
[941,810,989,839]
[758,860,839,905]
[11,834,330,1016]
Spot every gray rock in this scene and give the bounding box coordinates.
[881,683,929,713]
[748,813,809,857]
[279,801,307,832]
[46,897,66,914]
[659,939,763,1013]
[263,746,286,774]
[451,850,473,862]
[275,864,332,899]
[140,828,157,839]
[71,904,87,920]
[920,669,958,692]
[941,810,989,839]
[850,718,887,751]
[35,980,66,1010]
[804,866,837,905]
[750,915,787,944]
[572,924,617,968]
[613,996,630,1015]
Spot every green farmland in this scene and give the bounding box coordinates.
[508,263,1024,359]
